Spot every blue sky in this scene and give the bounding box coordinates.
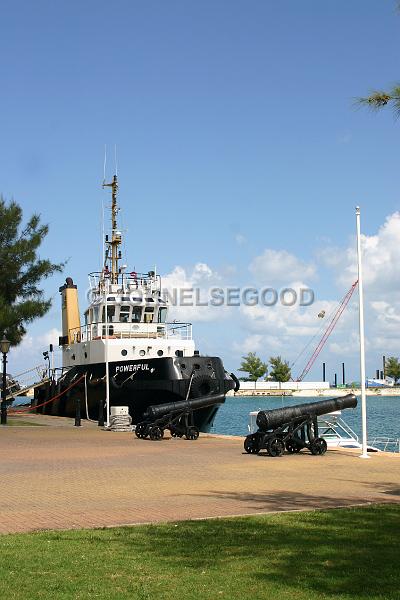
[1,0,400,382]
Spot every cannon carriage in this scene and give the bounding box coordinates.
[244,394,357,457]
[135,393,225,441]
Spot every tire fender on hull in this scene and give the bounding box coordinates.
[190,374,217,398]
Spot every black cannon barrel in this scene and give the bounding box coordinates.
[145,393,225,420]
[256,394,357,431]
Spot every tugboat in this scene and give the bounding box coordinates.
[35,175,239,430]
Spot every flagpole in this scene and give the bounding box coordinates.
[105,282,110,428]
[356,206,369,459]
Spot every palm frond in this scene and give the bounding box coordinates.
[357,84,400,117]
[357,91,392,110]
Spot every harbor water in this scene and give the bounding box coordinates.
[212,395,400,440]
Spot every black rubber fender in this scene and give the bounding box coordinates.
[190,374,216,398]
[230,372,240,392]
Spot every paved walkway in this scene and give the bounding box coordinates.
[1,415,399,534]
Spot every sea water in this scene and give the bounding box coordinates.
[212,395,400,440]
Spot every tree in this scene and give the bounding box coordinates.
[385,356,400,383]
[238,352,268,381]
[0,197,63,346]
[358,86,400,117]
[358,4,400,117]
[268,356,291,382]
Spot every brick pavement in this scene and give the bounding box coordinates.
[1,415,399,534]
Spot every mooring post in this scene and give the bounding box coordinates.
[74,397,81,427]
[98,399,105,427]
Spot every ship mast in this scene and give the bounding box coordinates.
[102,175,121,283]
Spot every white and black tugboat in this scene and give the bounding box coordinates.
[34,176,239,430]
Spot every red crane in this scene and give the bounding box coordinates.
[296,280,359,382]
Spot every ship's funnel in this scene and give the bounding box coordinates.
[59,277,81,345]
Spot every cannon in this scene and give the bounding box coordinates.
[244,394,357,457]
[135,392,225,441]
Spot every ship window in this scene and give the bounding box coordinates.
[139,349,145,356]
[107,296,116,301]
[158,307,167,323]
[121,349,127,356]
[144,307,154,323]
[132,307,142,323]
[120,306,130,323]
[146,298,154,303]
[121,296,130,302]
[93,307,99,323]
[107,305,115,322]
[132,297,142,303]
[157,350,163,356]
[101,306,115,322]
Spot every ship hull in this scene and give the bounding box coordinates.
[34,355,236,432]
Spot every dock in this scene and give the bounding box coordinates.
[1,415,399,534]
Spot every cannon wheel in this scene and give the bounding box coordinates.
[244,435,260,454]
[135,422,149,439]
[286,440,301,454]
[267,437,285,457]
[310,437,327,455]
[185,426,199,440]
[149,426,164,441]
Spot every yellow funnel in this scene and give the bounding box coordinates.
[59,277,81,345]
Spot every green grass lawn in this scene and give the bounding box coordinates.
[4,418,44,426]
[0,504,398,599]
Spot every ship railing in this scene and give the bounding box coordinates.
[367,437,400,453]
[4,364,49,402]
[88,271,161,294]
[166,322,192,340]
[317,413,360,443]
[69,321,192,343]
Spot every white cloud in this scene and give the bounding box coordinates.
[10,328,62,377]
[234,233,246,246]
[233,334,263,354]
[249,249,316,284]
[329,332,361,357]
[38,328,61,347]
[192,262,215,283]
[162,263,230,322]
[322,212,400,292]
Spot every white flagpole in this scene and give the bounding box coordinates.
[105,285,110,428]
[356,206,369,459]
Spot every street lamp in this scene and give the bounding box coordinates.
[1,334,11,425]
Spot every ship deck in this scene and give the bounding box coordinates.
[1,414,399,534]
